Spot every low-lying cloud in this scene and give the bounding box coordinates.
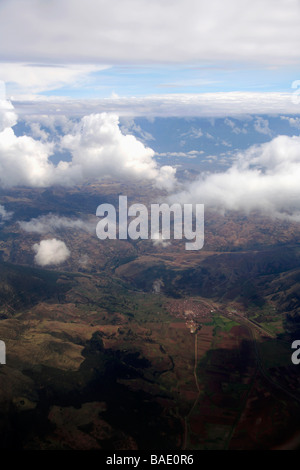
[170,134,300,222]
[0,204,13,223]
[0,100,176,190]
[32,238,70,266]
[19,214,96,234]
[152,232,171,248]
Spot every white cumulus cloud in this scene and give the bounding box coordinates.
[32,238,70,266]
[60,113,176,189]
[170,134,300,221]
[0,127,55,187]
[0,95,17,131]
[0,101,176,190]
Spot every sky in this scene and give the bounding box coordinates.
[1,0,300,262]
[0,0,299,110]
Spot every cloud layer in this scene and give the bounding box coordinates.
[14,92,300,119]
[32,238,70,266]
[0,0,299,66]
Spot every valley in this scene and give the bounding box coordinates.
[0,182,299,449]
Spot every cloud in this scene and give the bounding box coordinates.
[32,238,70,266]
[60,113,176,189]
[78,253,90,268]
[181,127,203,139]
[158,79,220,89]
[0,97,17,131]
[156,150,204,159]
[0,88,57,187]
[13,92,300,119]
[0,101,176,190]
[23,114,75,135]
[0,0,299,66]
[18,214,96,234]
[0,63,109,96]
[169,134,300,221]
[0,127,55,187]
[254,117,272,136]
[120,118,155,143]
[27,122,49,141]
[224,118,248,134]
[0,204,13,223]
[280,116,300,130]
[152,232,171,248]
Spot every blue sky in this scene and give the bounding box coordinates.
[38,64,300,100]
